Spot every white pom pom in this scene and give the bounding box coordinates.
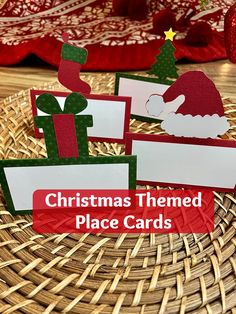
[146,94,165,117]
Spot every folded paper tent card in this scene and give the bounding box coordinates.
[115,29,179,123]
[0,156,136,215]
[115,29,229,138]
[31,90,131,145]
[116,70,230,138]
[115,73,172,123]
[125,133,236,192]
[121,67,233,191]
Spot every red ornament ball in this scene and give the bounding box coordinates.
[152,9,176,36]
[224,3,236,63]
[185,22,213,47]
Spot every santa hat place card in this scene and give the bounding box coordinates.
[149,71,229,138]
[125,70,236,192]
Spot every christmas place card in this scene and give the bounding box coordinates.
[31,90,131,144]
[125,70,234,192]
[0,156,136,215]
[115,28,179,123]
[126,133,236,192]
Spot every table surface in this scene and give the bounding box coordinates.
[0,59,236,101]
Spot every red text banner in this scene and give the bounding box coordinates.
[33,190,214,234]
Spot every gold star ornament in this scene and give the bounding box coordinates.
[164,28,176,41]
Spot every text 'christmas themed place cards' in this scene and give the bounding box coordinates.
[0,156,136,215]
[31,90,131,144]
[115,73,173,123]
[33,190,214,234]
[125,133,236,192]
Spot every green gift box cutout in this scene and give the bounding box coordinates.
[34,93,93,159]
[36,93,88,114]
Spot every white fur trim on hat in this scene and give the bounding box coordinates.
[146,94,185,121]
[161,113,230,139]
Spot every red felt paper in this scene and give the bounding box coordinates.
[58,59,91,93]
[163,71,225,116]
[0,0,233,70]
[52,114,79,158]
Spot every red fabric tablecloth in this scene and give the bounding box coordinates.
[0,0,232,70]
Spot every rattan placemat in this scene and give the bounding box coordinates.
[0,73,235,314]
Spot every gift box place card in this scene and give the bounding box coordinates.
[31,90,131,144]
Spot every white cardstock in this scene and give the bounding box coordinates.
[117,77,169,118]
[35,94,127,140]
[4,163,129,211]
[131,140,236,190]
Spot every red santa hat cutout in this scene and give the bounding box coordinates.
[147,71,229,138]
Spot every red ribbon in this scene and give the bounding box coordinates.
[52,114,79,158]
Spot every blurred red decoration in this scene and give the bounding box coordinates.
[0,0,233,69]
[152,9,176,36]
[112,0,128,16]
[225,2,236,63]
[112,0,148,20]
[128,0,148,20]
[186,22,213,46]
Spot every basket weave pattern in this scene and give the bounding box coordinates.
[0,74,235,314]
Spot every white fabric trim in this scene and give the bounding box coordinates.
[161,113,230,138]
[146,94,185,121]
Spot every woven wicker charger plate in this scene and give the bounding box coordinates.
[0,73,235,314]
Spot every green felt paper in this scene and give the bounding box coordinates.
[36,93,62,114]
[61,43,88,64]
[64,93,88,114]
[148,40,179,82]
[75,115,93,157]
[34,116,58,158]
[36,92,89,115]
